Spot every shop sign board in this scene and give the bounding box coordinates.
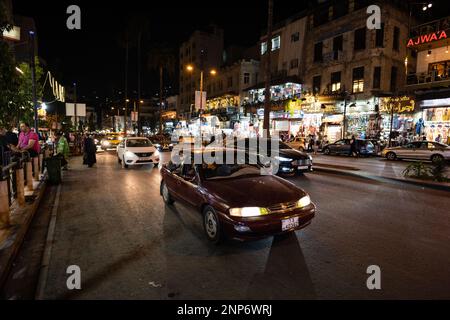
[66,103,86,117]
[206,95,240,109]
[195,91,207,111]
[380,96,415,113]
[407,30,448,47]
[419,98,450,108]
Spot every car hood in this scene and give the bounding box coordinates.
[126,147,156,153]
[202,175,307,208]
[279,149,309,159]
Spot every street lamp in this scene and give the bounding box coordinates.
[186,64,217,138]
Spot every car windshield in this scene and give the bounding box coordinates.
[200,163,261,180]
[127,139,152,148]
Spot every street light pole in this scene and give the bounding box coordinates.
[29,31,38,133]
[199,70,204,139]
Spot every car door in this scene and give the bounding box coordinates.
[332,140,345,154]
[414,142,430,160]
[174,164,203,207]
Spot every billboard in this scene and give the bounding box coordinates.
[66,103,86,117]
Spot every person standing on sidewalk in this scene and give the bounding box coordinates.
[55,131,70,170]
[349,135,357,157]
[83,134,97,168]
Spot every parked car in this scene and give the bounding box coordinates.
[235,138,313,175]
[160,148,316,244]
[117,137,160,168]
[322,139,375,156]
[382,141,450,163]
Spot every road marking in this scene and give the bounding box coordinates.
[35,183,62,300]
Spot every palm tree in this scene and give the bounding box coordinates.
[147,44,177,133]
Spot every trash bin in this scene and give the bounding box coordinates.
[46,156,61,185]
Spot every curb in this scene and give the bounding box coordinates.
[0,177,48,291]
[313,166,450,192]
[35,183,61,300]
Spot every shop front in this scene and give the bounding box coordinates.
[379,96,421,143]
[419,98,450,144]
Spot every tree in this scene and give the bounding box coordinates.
[147,44,176,133]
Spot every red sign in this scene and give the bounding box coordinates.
[407,30,448,47]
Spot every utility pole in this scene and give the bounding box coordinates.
[124,39,129,137]
[159,65,163,134]
[29,31,38,133]
[137,32,142,136]
[263,0,273,138]
[74,82,78,132]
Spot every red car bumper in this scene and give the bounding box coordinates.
[219,205,316,241]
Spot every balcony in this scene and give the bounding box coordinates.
[406,71,450,90]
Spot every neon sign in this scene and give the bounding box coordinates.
[407,31,448,47]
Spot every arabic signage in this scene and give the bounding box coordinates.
[407,30,448,47]
[206,95,240,109]
[380,96,416,113]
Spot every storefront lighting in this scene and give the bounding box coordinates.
[427,50,432,57]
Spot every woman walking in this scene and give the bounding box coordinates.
[83,134,97,168]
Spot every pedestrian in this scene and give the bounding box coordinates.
[435,134,442,143]
[55,131,70,170]
[349,135,357,157]
[313,139,320,155]
[11,122,40,158]
[83,134,97,168]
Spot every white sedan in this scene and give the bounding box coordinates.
[117,137,160,168]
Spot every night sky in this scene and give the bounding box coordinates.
[10,0,450,104]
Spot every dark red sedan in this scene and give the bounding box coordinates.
[160,149,316,244]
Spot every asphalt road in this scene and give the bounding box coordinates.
[37,151,450,300]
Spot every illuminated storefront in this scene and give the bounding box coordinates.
[419,98,450,144]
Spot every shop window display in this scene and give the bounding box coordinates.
[423,107,450,144]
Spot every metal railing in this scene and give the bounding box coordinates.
[0,144,50,228]
[406,71,450,86]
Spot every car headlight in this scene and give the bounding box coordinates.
[125,151,135,158]
[297,195,311,208]
[118,136,124,141]
[94,139,99,144]
[102,140,110,146]
[275,156,294,162]
[155,144,161,148]
[229,207,269,217]
[154,150,160,157]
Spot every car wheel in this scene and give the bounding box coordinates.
[161,181,174,205]
[431,154,444,163]
[323,147,330,155]
[203,206,223,245]
[386,152,397,161]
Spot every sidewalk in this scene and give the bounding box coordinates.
[312,154,450,191]
[0,176,47,290]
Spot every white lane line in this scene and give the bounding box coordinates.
[35,183,62,300]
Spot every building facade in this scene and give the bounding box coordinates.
[178,26,224,118]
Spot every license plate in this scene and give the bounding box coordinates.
[140,157,152,161]
[282,217,299,231]
[298,166,309,170]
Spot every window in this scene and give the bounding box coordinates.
[354,28,366,51]
[272,35,281,50]
[352,67,364,93]
[333,35,343,60]
[291,32,300,42]
[313,75,322,94]
[393,26,400,51]
[331,72,341,92]
[261,36,281,54]
[244,73,250,84]
[375,23,385,47]
[314,42,323,63]
[390,66,398,92]
[261,42,267,55]
[290,59,299,69]
[373,66,381,89]
[227,76,233,88]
